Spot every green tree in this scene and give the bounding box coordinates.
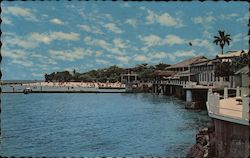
[155,63,170,70]
[213,30,232,54]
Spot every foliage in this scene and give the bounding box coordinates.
[213,30,232,54]
[44,63,170,82]
[215,50,249,77]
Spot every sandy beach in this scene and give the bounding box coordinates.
[1,81,126,93]
[22,81,126,88]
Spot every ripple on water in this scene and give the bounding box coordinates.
[1,93,210,157]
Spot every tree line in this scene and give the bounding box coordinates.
[44,63,170,82]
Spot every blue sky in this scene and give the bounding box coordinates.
[1,1,249,80]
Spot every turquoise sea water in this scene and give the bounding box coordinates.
[0,93,210,157]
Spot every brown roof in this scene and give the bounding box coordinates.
[166,56,207,69]
[153,70,176,77]
[191,58,220,67]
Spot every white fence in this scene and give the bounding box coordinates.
[207,90,249,121]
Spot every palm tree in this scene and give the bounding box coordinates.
[213,30,232,54]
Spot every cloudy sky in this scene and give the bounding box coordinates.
[1,1,248,80]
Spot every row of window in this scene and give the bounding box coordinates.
[191,65,215,73]
[199,71,218,82]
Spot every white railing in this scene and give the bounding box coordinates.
[207,90,249,121]
[153,80,199,87]
[207,92,220,115]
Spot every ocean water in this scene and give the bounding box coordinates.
[0,93,210,157]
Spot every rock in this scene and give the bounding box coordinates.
[186,143,205,158]
[187,124,216,158]
[196,135,208,146]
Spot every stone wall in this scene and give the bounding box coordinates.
[214,119,249,158]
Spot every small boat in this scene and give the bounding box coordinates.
[23,87,32,94]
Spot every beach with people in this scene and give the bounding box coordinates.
[1,81,126,93]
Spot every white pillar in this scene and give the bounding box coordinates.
[207,88,213,103]
[224,87,228,99]
[214,93,220,114]
[242,95,249,120]
[236,86,240,98]
[186,90,192,102]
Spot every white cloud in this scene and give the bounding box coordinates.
[219,13,239,20]
[2,45,59,69]
[104,14,113,21]
[84,36,124,55]
[4,6,38,21]
[191,39,215,53]
[161,35,186,46]
[78,24,103,34]
[3,31,80,49]
[157,13,179,27]
[104,23,123,34]
[152,52,168,59]
[202,30,213,39]
[4,35,38,49]
[146,10,156,24]
[236,13,248,23]
[229,33,248,48]
[96,59,111,65]
[233,33,244,43]
[139,47,149,53]
[174,50,196,57]
[29,33,52,44]
[95,51,103,56]
[126,19,137,27]
[12,59,33,67]
[107,54,129,63]
[2,16,12,25]
[50,18,64,25]
[29,32,79,44]
[192,16,216,24]
[146,10,183,27]
[49,32,80,41]
[134,55,148,62]
[49,48,92,61]
[113,38,128,49]
[2,47,27,59]
[30,53,57,65]
[79,25,91,32]
[116,56,130,63]
[31,73,44,77]
[139,34,161,47]
[147,51,176,62]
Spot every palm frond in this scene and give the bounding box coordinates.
[225,40,230,45]
[219,30,225,38]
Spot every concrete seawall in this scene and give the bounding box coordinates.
[152,83,208,109]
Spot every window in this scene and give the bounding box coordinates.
[210,72,213,82]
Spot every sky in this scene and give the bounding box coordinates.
[1,1,249,80]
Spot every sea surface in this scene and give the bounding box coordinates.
[0,93,211,157]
